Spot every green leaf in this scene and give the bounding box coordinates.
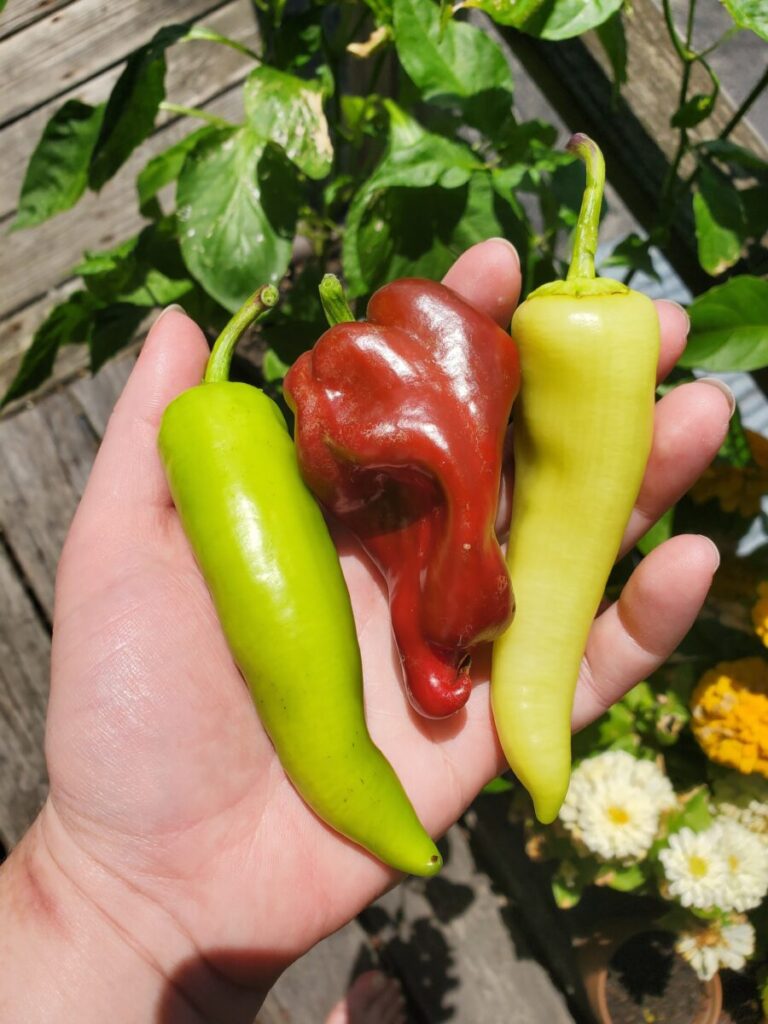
[136,127,217,216]
[597,862,647,892]
[477,0,624,39]
[666,787,712,836]
[602,233,661,282]
[671,93,716,129]
[637,507,674,555]
[177,126,299,313]
[262,348,290,382]
[1,292,98,407]
[13,100,105,230]
[693,164,747,276]
[392,0,514,130]
[720,402,754,468]
[679,275,768,371]
[75,220,196,308]
[596,10,627,102]
[244,66,333,180]
[89,24,188,190]
[344,170,521,297]
[482,775,515,794]
[720,0,768,41]
[89,304,147,372]
[697,139,768,177]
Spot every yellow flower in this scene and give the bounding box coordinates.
[689,430,768,518]
[753,582,768,648]
[690,658,768,777]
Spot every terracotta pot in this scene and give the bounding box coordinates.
[577,918,723,1024]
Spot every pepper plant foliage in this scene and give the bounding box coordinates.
[4,0,768,411]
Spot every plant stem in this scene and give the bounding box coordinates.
[159,102,234,128]
[205,285,279,384]
[319,275,355,326]
[658,0,698,220]
[720,65,768,140]
[565,134,604,281]
[182,25,261,62]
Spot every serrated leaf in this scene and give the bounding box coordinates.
[13,100,105,230]
[693,164,747,275]
[177,127,299,313]
[679,275,768,371]
[89,304,147,372]
[720,0,768,41]
[244,66,332,180]
[1,292,98,407]
[478,0,624,39]
[637,507,675,555]
[671,93,715,129]
[136,127,217,216]
[89,24,188,190]
[392,0,513,130]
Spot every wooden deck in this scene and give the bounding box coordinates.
[0,351,584,1021]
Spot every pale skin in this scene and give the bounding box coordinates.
[0,240,732,1023]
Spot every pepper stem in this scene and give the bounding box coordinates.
[204,284,279,384]
[319,274,355,327]
[565,134,605,282]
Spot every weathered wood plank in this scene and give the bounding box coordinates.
[0,0,228,127]
[581,0,768,166]
[0,81,245,322]
[0,390,99,616]
[0,541,50,851]
[360,824,576,1023]
[0,0,75,43]
[0,0,257,220]
[258,919,375,1024]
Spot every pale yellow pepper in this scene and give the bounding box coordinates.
[491,135,660,823]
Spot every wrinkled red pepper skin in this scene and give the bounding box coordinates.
[284,278,520,718]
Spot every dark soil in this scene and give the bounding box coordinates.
[718,968,764,1024]
[605,930,709,1024]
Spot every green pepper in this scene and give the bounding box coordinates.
[158,286,441,877]
[491,136,660,823]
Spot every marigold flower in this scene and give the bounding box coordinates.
[690,658,768,777]
[753,582,768,648]
[689,429,768,518]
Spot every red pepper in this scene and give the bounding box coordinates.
[284,277,520,718]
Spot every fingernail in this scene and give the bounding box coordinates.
[699,377,736,419]
[661,299,691,334]
[152,304,185,328]
[487,237,520,266]
[705,537,721,572]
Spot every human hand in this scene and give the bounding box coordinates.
[5,240,730,1022]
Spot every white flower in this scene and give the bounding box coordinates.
[676,919,755,980]
[658,828,729,909]
[559,750,676,861]
[711,772,768,837]
[713,819,768,912]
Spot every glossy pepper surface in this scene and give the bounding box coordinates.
[158,286,441,877]
[284,277,520,718]
[491,136,660,823]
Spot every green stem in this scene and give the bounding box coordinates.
[205,285,279,384]
[720,65,768,140]
[159,102,233,128]
[565,134,605,281]
[182,24,261,61]
[319,274,355,327]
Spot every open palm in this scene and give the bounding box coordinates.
[39,240,730,1013]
